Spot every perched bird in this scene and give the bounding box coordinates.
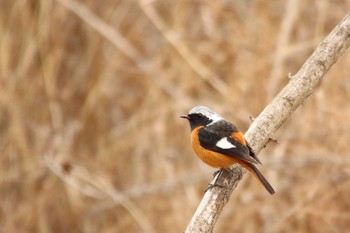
[181,106,275,194]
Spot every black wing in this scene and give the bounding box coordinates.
[246,141,262,164]
[198,125,260,165]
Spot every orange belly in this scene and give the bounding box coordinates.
[191,126,240,168]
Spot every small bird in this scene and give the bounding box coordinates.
[181,106,275,194]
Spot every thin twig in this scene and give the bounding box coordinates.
[139,0,228,94]
[43,126,156,233]
[56,0,144,66]
[55,0,183,100]
[267,0,300,99]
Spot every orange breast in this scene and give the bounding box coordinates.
[191,126,240,168]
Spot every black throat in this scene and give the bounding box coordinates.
[187,113,213,131]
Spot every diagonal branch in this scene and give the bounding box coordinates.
[185,13,350,233]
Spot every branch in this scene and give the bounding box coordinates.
[185,13,350,233]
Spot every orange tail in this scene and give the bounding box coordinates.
[243,162,275,195]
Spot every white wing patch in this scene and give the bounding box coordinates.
[207,114,223,125]
[216,137,236,149]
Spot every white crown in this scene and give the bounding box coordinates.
[188,106,223,124]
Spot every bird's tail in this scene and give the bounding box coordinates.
[244,162,275,195]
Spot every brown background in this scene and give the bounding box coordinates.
[1,0,350,232]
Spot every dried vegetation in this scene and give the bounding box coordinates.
[1,0,350,232]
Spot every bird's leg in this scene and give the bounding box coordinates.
[205,168,226,192]
[212,169,223,178]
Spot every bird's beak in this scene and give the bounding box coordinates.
[180,114,189,119]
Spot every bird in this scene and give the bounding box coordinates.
[180,105,275,195]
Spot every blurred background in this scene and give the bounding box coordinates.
[1,0,350,232]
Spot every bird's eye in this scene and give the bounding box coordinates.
[188,113,203,120]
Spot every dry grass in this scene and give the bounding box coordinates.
[1,0,350,232]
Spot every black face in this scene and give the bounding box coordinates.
[181,113,213,131]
